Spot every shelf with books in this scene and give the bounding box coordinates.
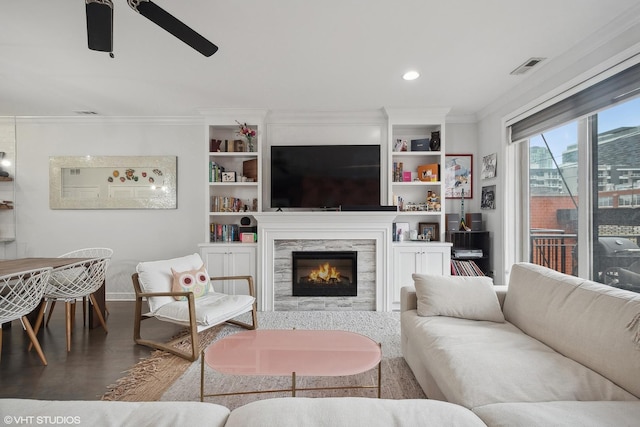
[203,109,267,244]
[384,108,448,241]
[450,259,485,276]
[446,230,491,276]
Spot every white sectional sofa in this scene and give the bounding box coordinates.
[0,397,488,427]
[4,262,639,426]
[401,262,640,426]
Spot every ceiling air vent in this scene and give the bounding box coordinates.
[510,57,546,75]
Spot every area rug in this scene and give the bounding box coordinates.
[103,311,426,408]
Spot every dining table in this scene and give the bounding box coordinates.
[0,257,106,329]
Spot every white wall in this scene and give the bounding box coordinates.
[476,14,640,285]
[13,117,205,299]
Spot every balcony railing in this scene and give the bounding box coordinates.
[530,229,578,275]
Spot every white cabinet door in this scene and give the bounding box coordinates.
[200,244,257,295]
[422,246,449,276]
[393,246,422,305]
[392,243,451,309]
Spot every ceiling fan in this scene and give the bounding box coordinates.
[85,0,218,57]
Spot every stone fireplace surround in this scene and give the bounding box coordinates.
[254,212,398,311]
[275,239,374,311]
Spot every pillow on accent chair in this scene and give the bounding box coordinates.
[136,253,206,313]
[412,273,505,323]
[171,264,210,301]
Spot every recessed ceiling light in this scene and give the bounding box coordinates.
[402,70,420,81]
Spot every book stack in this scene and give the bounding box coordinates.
[392,162,404,182]
[210,223,240,242]
[209,162,225,182]
[451,260,485,276]
[211,196,246,212]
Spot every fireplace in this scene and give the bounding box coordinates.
[292,251,357,297]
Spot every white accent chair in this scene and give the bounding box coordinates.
[32,257,109,352]
[0,267,52,366]
[132,253,257,361]
[46,248,114,326]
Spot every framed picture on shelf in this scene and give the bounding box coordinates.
[481,185,496,209]
[445,154,473,199]
[418,222,440,241]
[481,153,497,179]
[221,171,236,182]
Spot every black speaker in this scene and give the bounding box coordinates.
[445,214,459,231]
[86,1,113,53]
[240,216,251,226]
[465,213,483,231]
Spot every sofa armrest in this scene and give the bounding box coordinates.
[401,286,417,312]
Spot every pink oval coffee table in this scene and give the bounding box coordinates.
[200,329,382,400]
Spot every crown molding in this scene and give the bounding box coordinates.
[12,116,204,125]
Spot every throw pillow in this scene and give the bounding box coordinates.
[413,273,505,323]
[171,264,210,301]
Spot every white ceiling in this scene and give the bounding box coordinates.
[1,1,639,118]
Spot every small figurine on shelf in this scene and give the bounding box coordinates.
[393,139,408,152]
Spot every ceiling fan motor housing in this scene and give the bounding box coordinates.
[86,0,113,53]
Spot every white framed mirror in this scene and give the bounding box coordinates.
[49,156,177,209]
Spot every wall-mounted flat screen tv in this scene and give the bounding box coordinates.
[271,145,381,209]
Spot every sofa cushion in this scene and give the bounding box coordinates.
[136,253,205,312]
[413,274,504,322]
[401,310,638,408]
[504,262,640,398]
[473,401,640,427]
[225,397,488,427]
[0,399,229,427]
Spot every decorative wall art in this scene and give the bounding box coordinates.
[50,156,177,209]
[481,185,496,209]
[481,153,497,180]
[445,154,473,199]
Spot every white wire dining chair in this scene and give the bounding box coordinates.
[32,257,109,352]
[0,267,52,366]
[46,248,113,327]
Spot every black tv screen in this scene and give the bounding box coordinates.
[271,145,381,208]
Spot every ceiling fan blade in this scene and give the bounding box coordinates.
[86,0,114,53]
[127,0,218,56]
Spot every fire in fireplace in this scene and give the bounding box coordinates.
[292,251,357,297]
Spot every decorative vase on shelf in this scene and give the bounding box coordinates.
[245,137,255,152]
[235,120,256,152]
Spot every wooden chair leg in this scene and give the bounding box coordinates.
[45,300,56,327]
[28,300,48,352]
[65,302,72,352]
[22,316,47,366]
[71,301,76,327]
[83,296,87,327]
[88,294,108,333]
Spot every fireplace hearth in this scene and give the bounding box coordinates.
[292,251,357,297]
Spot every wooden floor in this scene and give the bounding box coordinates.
[0,301,182,401]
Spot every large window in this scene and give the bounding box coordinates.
[528,121,580,277]
[510,63,640,293]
